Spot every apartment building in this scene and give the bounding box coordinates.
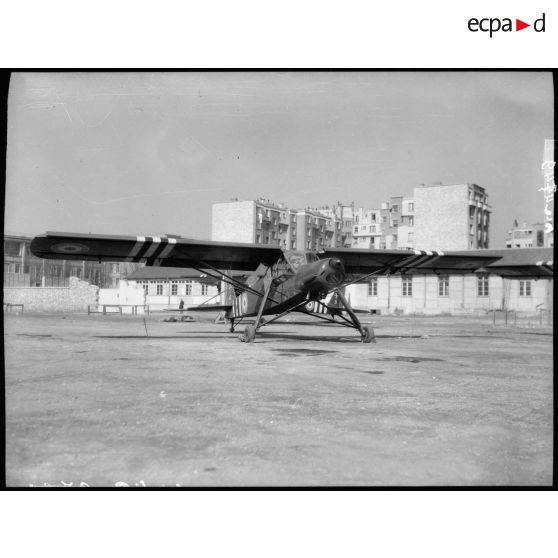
[505,221,549,248]
[212,198,350,249]
[212,184,491,253]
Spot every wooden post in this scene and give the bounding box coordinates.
[493,309,496,325]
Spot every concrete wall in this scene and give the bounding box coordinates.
[99,281,146,314]
[346,275,552,315]
[414,184,469,251]
[4,277,99,312]
[212,201,256,243]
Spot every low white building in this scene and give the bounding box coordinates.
[125,267,220,311]
[346,274,552,315]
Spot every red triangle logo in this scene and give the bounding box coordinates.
[516,19,530,31]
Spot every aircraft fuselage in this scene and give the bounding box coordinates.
[226,251,346,318]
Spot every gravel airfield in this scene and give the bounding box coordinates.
[4,311,553,487]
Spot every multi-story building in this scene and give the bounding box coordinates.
[212,184,491,253]
[212,198,349,250]
[505,221,551,248]
[413,183,490,251]
[212,198,291,247]
[315,202,355,248]
[351,206,385,249]
[398,197,415,250]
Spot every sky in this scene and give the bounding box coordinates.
[5,71,554,247]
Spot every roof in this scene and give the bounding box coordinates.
[126,266,247,281]
[126,267,215,280]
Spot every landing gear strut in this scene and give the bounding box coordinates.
[239,269,273,343]
[335,289,376,343]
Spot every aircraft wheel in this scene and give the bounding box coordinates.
[361,325,376,344]
[242,325,256,343]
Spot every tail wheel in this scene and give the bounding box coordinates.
[361,325,376,344]
[241,325,256,343]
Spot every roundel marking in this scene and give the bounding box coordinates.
[241,293,248,313]
[51,242,91,254]
[305,301,315,312]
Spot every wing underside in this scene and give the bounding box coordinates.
[30,232,283,271]
[322,247,553,279]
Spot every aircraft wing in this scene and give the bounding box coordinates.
[322,247,554,278]
[30,232,283,271]
[461,248,554,278]
[321,248,500,275]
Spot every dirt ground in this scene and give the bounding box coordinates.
[3,311,553,487]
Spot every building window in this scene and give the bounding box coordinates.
[402,276,412,296]
[141,281,148,295]
[408,232,414,242]
[171,282,178,296]
[392,205,398,213]
[256,234,261,243]
[438,275,449,297]
[185,281,192,295]
[156,283,164,295]
[201,284,209,296]
[536,230,544,246]
[408,202,414,212]
[477,274,489,296]
[368,278,378,297]
[519,280,531,297]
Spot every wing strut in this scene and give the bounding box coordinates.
[186,258,282,305]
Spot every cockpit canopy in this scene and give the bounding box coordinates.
[283,251,320,272]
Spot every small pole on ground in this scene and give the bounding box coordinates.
[493,309,496,325]
[143,317,149,337]
[514,311,517,326]
[505,309,508,326]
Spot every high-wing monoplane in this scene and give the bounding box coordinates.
[31,232,553,343]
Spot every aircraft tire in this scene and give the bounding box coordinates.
[243,325,256,343]
[361,325,376,344]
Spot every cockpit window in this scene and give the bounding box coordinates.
[283,251,319,271]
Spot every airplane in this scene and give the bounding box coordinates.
[30,232,553,343]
